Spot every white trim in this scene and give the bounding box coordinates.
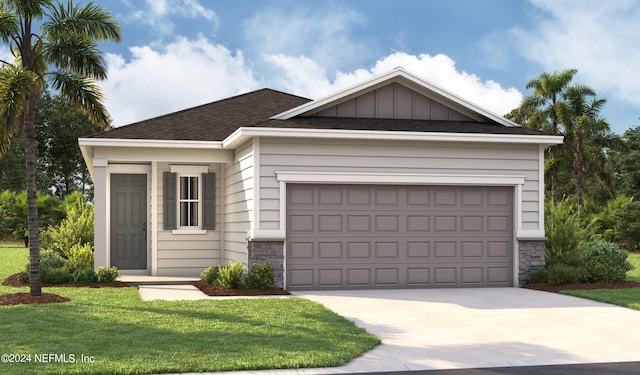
[246,229,285,241]
[279,180,286,230]
[538,144,546,236]
[220,168,226,264]
[223,127,564,149]
[253,137,261,231]
[106,164,151,274]
[170,165,210,174]
[171,229,207,235]
[276,171,527,186]
[79,137,225,149]
[517,230,546,240]
[93,158,108,167]
[272,67,519,128]
[151,161,158,276]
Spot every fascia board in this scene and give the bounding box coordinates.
[223,127,564,148]
[77,138,225,149]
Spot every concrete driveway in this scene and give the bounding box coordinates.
[292,288,640,373]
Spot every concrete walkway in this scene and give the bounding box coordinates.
[128,283,640,374]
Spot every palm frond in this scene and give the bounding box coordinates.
[44,33,106,79]
[49,69,110,128]
[43,0,121,42]
[5,0,51,19]
[0,8,18,45]
[0,64,35,154]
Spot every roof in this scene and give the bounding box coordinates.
[86,68,555,142]
[258,117,546,136]
[271,67,521,127]
[88,89,312,141]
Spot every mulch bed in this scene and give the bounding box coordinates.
[524,280,640,293]
[0,293,70,306]
[193,280,291,296]
[2,273,135,289]
[0,273,137,306]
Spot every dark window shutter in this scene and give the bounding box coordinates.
[202,173,216,230]
[163,172,177,230]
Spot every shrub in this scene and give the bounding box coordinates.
[216,261,246,289]
[70,267,97,284]
[17,267,30,284]
[580,240,634,283]
[615,200,640,251]
[42,194,94,257]
[40,249,65,270]
[545,201,585,267]
[201,266,220,285]
[527,268,548,284]
[245,263,274,289]
[65,243,94,273]
[545,263,582,285]
[43,267,70,284]
[96,266,119,283]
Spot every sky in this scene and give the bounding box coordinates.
[86,0,640,134]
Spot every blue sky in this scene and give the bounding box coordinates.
[88,0,640,134]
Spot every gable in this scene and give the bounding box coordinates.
[312,82,474,121]
[272,67,519,127]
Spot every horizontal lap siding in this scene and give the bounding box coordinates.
[259,138,541,231]
[156,162,222,276]
[223,141,253,264]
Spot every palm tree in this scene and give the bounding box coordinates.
[0,0,120,296]
[558,86,624,216]
[520,69,580,206]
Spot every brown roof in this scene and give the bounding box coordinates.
[88,89,312,141]
[88,88,549,141]
[259,117,547,136]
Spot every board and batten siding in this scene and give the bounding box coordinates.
[258,138,542,232]
[223,140,254,264]
[156,162,222,276]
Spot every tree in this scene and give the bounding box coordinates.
[511,69,578,206]
[612,124,640,200]
[36,91,107,197]
[557,86,623,215]
[0,1,120,296]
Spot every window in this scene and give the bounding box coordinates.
[164,166,215,232]
[179,175,200,228]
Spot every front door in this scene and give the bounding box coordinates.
[110,174,147,270]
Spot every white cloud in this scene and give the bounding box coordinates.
[103,36,259,126]
[126,0,218,35]
[265,52,523,117]
[515,0,640,106]
[244,6,372,72]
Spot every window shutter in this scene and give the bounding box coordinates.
[203,173,216,230]
[163,172,177,230]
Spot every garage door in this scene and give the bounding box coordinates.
[286,184,513,290]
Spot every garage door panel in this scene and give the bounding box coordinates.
[318,242,342,259]
[347,268,372,286]
[318,215,342,231]
[375,242,399,259]
[286,184,513,290]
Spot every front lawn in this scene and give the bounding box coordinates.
[561,253,640,310]
[0,243,380,375]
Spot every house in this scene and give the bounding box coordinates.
[79,67,562,290]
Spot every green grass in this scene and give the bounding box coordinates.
[0,243,380,375]
[561,253,640,310]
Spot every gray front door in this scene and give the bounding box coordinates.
[111,174,147,270]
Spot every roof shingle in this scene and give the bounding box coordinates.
[88,88,550,141]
